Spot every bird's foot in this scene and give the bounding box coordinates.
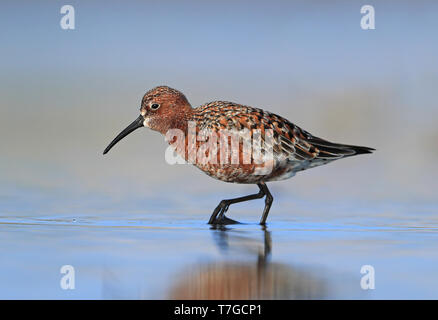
[212,215,241,225]
[208,201,241,225]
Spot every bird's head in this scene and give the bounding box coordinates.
[103,86,191,155]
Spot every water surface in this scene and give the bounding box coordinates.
[1,203,437,299]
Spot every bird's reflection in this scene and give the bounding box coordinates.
[168,226,327,299]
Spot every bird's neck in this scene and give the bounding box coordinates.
[157,105,194,135]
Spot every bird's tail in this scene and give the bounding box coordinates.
[307,136,375,159]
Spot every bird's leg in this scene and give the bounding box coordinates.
[259,182,273,225]
[208,183,266,224]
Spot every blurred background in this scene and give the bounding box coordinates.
[0,0,437,299]
[1,0,437,216]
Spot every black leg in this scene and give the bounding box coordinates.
[208,184,265,224]
[208,183,272,225]
[259,182,273,225]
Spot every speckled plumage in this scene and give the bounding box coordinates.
[168,95,372,184]
[104,86,374,224]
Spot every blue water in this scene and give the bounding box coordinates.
[1,202,437,299]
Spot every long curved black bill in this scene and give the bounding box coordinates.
[103,115,144,155]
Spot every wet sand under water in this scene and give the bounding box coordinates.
[1,209,438,300]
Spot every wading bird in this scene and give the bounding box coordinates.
[103,86,373,225]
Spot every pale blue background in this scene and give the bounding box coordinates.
[1,0,437,299]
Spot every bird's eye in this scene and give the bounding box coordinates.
[150,103,160,110]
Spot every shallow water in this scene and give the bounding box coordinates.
[1,205,437,299]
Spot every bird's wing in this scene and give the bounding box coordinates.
[194,102,374,162]
[273,117,374,161]
[230,107,374,162]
